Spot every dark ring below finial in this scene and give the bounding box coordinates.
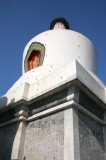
[50,17,70,30]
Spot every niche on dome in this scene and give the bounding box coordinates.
[24,42,45,72]
[28,50,40,70]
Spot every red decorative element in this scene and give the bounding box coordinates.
[28,50,40,70]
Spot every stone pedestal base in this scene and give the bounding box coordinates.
[0,86,106,160]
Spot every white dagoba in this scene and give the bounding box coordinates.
[0,17,106,160]
[22,29,97,74]
[0,17,105,107]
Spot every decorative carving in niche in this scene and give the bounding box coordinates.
[28,50,40,70]
[24,42,45,72]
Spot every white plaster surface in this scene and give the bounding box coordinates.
[0,60,106,108]
[22,29,97,74]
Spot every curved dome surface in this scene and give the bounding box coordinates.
[22,29,97,74]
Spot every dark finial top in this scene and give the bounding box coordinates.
[50,17,70,30]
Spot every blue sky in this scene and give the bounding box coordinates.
[0,0,106,96]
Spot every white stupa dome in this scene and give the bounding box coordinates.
[22,17,97,74]
[2,17,106,109]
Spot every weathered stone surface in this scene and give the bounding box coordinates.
[78,111,105,160]
[79,91,105,119]
[0,109,15,124]
[29,89,68,116]
[0,123,19,160]
[0,86,105,160]
[24,111,64,160]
